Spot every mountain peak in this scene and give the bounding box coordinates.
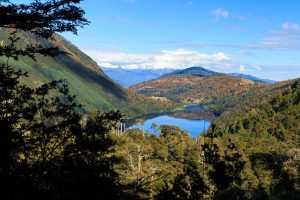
[162,66,218,77]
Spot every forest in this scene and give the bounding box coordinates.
[0,1,299,200]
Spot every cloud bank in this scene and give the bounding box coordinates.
[249,23,300,50]
[210,9,230,20]
[86,49,233,70]
[83,49,300,81]
[281,22,300,32]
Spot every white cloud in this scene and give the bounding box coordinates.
[249,32,300,50]
[251,65,300,81]
[239,65,245,73]
[282,22,300,32]
[85,49,233,70]
[210,9,230,21]
[248,23,300,50]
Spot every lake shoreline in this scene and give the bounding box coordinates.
[126,104,212,138]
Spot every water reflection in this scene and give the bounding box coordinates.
[130,115,211,138]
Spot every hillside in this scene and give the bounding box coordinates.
[210,78,300,139]
[203,78,300,198]
[129,73,261,104]
[207,79,292,116]
[0,30,174,117]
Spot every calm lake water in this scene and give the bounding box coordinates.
[130,105,211,138]
[182,104,204,111]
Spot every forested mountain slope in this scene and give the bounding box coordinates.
[203,78,300,198]
[208,78,293,116]
[129,73,261,104]
[0,30,173,116]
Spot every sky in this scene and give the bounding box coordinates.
[60,0,300,81]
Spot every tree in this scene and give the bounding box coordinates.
[151,122,158,134]
[0,61,34,168]
[60,111,123,200]
[0,0,89,37]
[0,1,129,199]
[209,138,247,199]
[115,131,161,199]
[0,0,89,165]
[19,80,84,199]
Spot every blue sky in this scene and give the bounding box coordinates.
[60,0,300,81]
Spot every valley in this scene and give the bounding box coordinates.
[1,1,299,199]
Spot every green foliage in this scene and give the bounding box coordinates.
[204,79,300,199]
[113,125,203,199]
[0,1,128,199]
[209,139,246,198]
[116,78,299,199]
[0,62,125,199]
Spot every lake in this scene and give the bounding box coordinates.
[182,104,204,111]
[129,105,211,138]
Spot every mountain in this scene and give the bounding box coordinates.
[0,30,174,117]
[229,73,276,83]
[102,66,276,89]
[102,67,175,88]
[102,66,217,88]
[129,73,262,104]
[162,66,218,77]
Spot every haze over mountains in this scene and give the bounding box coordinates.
[102,67,174,88]
[229,73,276,83]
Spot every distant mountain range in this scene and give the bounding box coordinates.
[103,66,275,87]
[102,67,174,88]
[229,73,276,83]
